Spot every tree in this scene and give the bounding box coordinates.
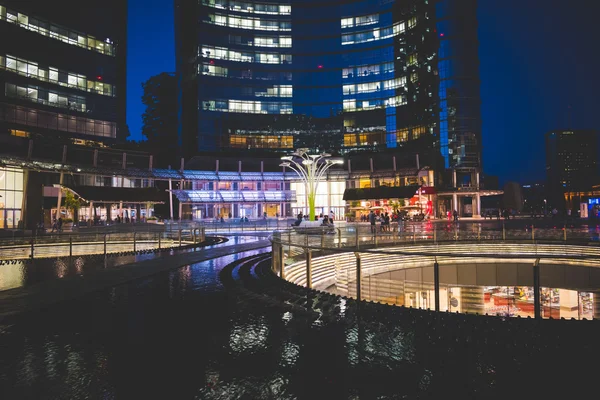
[63,190,84,222]
[141,72,178,166]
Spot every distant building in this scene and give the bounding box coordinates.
[521,182,546,215]
[546,130,599,208]
[0,0,128,144]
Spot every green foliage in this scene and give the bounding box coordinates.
[64,190,82,212]
[147,216,158,221]
[141,73,178,145]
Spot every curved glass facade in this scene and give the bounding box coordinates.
[177,0,479,169]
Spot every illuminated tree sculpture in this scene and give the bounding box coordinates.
[280,149,343,221]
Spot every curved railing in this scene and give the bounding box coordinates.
[0,228,206,260]
[270,224,600,320]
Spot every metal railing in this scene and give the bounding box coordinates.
[0,228,206,261]
[270,223,600,321]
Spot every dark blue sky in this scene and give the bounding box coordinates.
[127,0,600,184]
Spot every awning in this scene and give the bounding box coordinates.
[60,185,166,204]
[343,185,420,201]
[170,190,297,204]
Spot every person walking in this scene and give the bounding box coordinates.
[453,210,458,222]
[369,210,376,234]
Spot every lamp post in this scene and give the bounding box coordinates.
[544,199,547,217]
[280,149,343,221]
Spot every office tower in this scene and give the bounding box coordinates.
[175,0,478,161]
[0,0,128,145]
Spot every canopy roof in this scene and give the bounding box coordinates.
[343,185,421,201]
[62,185,166,204]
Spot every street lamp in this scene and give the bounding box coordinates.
[280,149,343,221]
[544,199,547,216]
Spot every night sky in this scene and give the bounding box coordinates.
[126,0,600,184]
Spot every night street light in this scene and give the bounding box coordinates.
[280,149,343,221]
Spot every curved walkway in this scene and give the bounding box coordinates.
[0,237,271,322]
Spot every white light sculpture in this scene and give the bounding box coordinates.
[280,148,343,221]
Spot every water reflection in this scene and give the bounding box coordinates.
[0,244,599,398]
[0,235,259,292]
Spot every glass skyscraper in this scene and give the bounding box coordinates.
[176,0,480,171]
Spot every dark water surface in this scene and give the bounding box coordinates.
[0,236,598,399]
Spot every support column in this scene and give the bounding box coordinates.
[119,201,123,221]
[474,193,481,218]
[434,259,440,312]
[89,201,93,226]
[168,179,174,220]
[20,169,29,230]
[305,249,312,289]
[355,252,361,301]
[452,193,458,215]
[55,145,68,221]
[533,259,541,319]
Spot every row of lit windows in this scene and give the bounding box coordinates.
[200,45,292,64]
[229,134,293,149]
[227,34,291,48]
[256,85,292,98]
[5,83,87,112]
[341,14,379,29]
[343,76,407,95]
[343,132,385,147]
[0,55,114,97]
[201,0,291,15]
[200,64,292,81]
[208,13,291,31]
[1,104,116,138]
[343,62,394,79]
[0,5,114,56]
[202,99,292,114]
[253,36,291,47]
[342,95,407,112]
[341,18,416,45]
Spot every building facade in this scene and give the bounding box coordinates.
[0,0,127,229]
[0,0,127,145]
[546,129,599,209]
[175,0,479,165]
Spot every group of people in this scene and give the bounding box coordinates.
[291,211,336,227]
[367,210,392,233]
[50,217,63,233]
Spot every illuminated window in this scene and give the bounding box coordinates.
[201,1,291,15]
[0,6,114,55]
[408,54,418,66]
[5,83,86,112]
[9,129,29,138]
[1,55,115,96]
[208,13,291,31]
[200,45,291,64]
[397,129,409,142]
[229,134,293,149]
[202,99,292,114]
[412,126,426,139]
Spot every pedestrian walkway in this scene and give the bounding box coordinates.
[0,239,271,321]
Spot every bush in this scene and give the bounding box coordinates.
[147,216,158,221]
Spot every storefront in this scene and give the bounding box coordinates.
[0,166,24,229]
[291,180,346,220]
